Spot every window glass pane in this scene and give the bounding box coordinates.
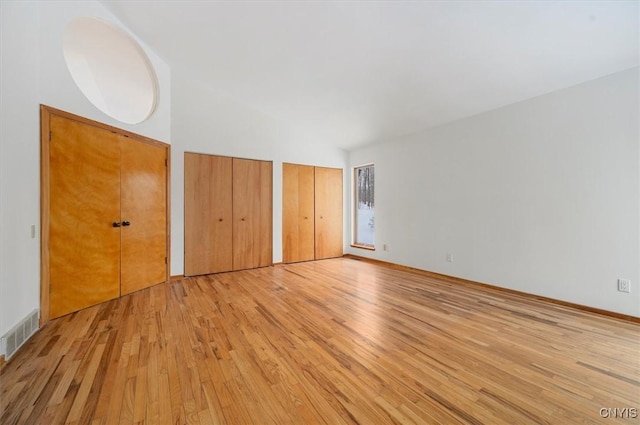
[354,164,374,247]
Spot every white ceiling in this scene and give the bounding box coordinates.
[102,1,639,150]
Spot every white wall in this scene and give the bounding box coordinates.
[170,71,347,274]
[348,68,640,317]
[1,1,41,344]
[0,0,171,341]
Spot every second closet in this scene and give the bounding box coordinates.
[283,163,343,263]
[184,153,273,276]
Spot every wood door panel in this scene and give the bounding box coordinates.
[49,115,121,318]
[315,167,343,259]
[120,138,168,294]
[282,163,315,263]
[184,153,233,275]
[233,158,272,270]
[258,160,273,267]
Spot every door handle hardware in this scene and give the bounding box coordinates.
[113,222,121,227]
[122,221,131,226]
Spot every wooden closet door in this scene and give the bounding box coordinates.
[184,153,233,276]
[315,167,343,259]
[49,115,121,319]
[233,158,272,270]
[282,163,315,263]
[120,138,168,294]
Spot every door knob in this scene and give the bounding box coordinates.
[122,221,131,226]
[112,222,121,227]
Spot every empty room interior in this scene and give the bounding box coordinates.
[1,1,639,424]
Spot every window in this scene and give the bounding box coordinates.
[353,164,375,249]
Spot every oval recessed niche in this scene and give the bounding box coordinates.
[63,17,158,124]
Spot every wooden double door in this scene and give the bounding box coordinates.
[184,153,273,276]
[41,107,169,320]
[283,163,343,263]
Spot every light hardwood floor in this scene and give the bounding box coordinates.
[1,258,639,424]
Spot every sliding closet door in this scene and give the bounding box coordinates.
[48,115,121,319]
[315,167,343,259]
[233,158,273,270]
[184,153,233,276]
[282,163,315,263]
[120,139,168,294]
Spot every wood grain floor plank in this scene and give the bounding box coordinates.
[1,258,639,424]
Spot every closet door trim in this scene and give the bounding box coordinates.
[40,105,171,324]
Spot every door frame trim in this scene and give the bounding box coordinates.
[40,105,171,324]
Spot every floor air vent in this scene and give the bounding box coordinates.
[1,309,39,360]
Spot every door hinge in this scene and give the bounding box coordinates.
[165,257,167,264]
[49,131,52,141]
[165,159,168,167]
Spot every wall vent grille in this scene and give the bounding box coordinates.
[1,309,39,360]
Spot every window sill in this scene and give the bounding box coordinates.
[351,244,375,251]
